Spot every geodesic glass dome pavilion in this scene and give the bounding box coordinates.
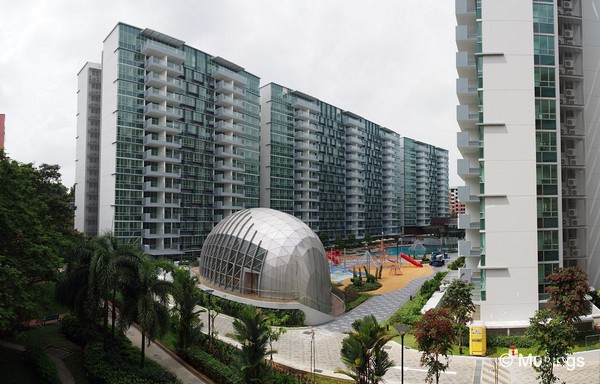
[200,208,331,313]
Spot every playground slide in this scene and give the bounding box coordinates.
[400,253,423,267]
[327,250,340,266]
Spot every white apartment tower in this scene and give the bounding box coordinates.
[456,0,600,323]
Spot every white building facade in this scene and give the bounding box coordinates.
[456,0,600,323]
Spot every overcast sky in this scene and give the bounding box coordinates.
[0,0,460,187]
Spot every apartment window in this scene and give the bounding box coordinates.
[535,99,556,130]
[534,35,555,65]
[534,67,556,97]
[537,197,558,228]
[536,131,557,162]
[533,3,554,34]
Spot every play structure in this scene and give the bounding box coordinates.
[327,249,341,265]
[400,253,423,267]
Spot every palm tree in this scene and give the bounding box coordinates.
[232,306,271,383]
[170,267,204,351]
[119,256,172,368]
[57,238,98,324]
[336,315,395,384]
[88,232,142,342]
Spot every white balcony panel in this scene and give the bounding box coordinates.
[213,67,248,86]
[141,40,186,64]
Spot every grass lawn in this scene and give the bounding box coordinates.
[392,333,600,358]
[11,324,88,384]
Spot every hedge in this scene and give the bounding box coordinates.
[26,346,60,384]
[181,347,240,384]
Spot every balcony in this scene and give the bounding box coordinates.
[457,104,479,131]
[456,159,479,180]
[343,115,364,128]
[294,183,318,192]
[215,81,246,97]
[214,161,244,172]
[144,104,183,120]
[295,110,319,122]
[214,174,245,185]
[456,0,476,26]
[143,134,181,149]
[295,162,319,172]
[295,173,318,182]
[294,142,318,152]
[295,131,317,142]
[457,185,478,203]
[143,150,182,164]
[214,188,244,198]
[144,72,184,92]
[346,171,363,179]
[215,94,247,112]
[456,78,478,105]
[144,119,181,134]
[292,98,320,113]
[214,147,244,160]
[142,165,181,178]
[456,25,477,52]
[294,152,319,161]
[294,204,319,212]
[346,188,363,196]
[214,134,244,147]
[458,213,480,230]
[144,88,182,106]
[457,131,479,155]
[458,240,481,257]
[346,180,364,188]
[346,145,362,154]
[295,120,319,132]
[142,181,181,193]
[215,120,245,135]
[456,51,477,78]
[145,246,182,257]
[214,201,244,211]
[213,67,248,86]
[294,194,319,202]
[143,197,180,208]
[145,56,184,77]
[141,40,186,64]
[346,135,363,145]
[346,162,363,171]
[215,107,245,123]
[143,213,180,223]
[143,229,180,239]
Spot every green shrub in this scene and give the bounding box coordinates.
[345,282,382,292]
[181,347,240,384]
[60,313,90,347]
[447,256,466,270]
[387,294,427,326]
[84,340,180,384]
[345,293,371,311]
[26,346,60,384]
[487,335,535,349]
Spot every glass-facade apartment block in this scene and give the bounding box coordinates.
[75,23,260,259]
[400,138,450,228]
[260,83,448,239]
[455,0,600,323]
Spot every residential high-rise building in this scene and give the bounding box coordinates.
[0,114,5,149]
[75,23,260,258]
[77,24,451,259]
[261,83,401,239]
[449,186,466,215]
[75,63,102,237]
[400,138,449,231]
[260,83,448,239]
[455,0,600,323]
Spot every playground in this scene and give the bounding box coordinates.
[327,242,435,294]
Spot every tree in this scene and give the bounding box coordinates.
[89,232,142,343]
[119,257,172,368]
[336,315,395,384]
[264,312,287,361]
[414,308,456,384]
[0,152,76,333]
[546,266,590,323]
[318,232,330,247]
[170,267,204,352]
[525,309,576,384]
[232,306,271,383]
[56,238,98,325]
[442,279,475,354]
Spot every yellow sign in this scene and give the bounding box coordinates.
[469,326,486,356]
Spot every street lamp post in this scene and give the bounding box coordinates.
[395,325,410,384]
[204,289,214,343]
